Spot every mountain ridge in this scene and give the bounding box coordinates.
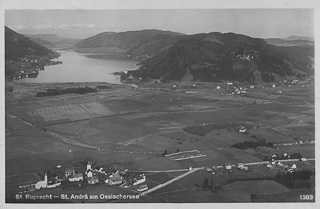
[5,26,55,60]
[24,33,81,49]
[126,32,314,83]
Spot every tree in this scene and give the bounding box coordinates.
[162,149,168,156]
[202,178,209,188]
[176,148,180,153]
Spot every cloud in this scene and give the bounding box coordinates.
[33,24,96,30]
[7,25,28,31]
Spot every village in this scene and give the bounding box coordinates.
[18,160,148,194]
[17,146,313,198]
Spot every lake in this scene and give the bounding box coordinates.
[18,51,139,84]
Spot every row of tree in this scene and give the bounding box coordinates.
[36,87,97,97]
[231,139,274,150]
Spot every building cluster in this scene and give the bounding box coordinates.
[165,150,206,161]
[275,140,315,146]
[236,54,254,61]
[236,163,248,170]
[266,161,298,173]
[18,162,149,193]
[236,125,247,133]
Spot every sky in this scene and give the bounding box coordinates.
[5,9,314,39]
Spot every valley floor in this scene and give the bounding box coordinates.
[5,80,315,203]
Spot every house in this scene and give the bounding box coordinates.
[250,85,255,89]
[108,171,123,185]
[301,158,307,162]
[272,84,276,88]
[237,125,247,133]
[241,166,248,170]
[237,163,244,169]
[47,182,61,188]
[133,174,146,186]
[216,86,221,90]
[88,176,99,185]
[225,164,232,170]
[64,167,75,177]
[69,173,83,182]
[291,164,297,169]
[137,184,148,192]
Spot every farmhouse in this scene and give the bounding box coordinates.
[108,171,123,185]
[237,125,247,133]
[133,174,146,186]
[225,164,232,170]
[64,167,76,177]
[88,176,99,185]
[69,173,83,182]
[137,184,148,192]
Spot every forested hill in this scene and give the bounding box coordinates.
[129,32,314,83]
[73,29,184,56]
[5,26,54,60]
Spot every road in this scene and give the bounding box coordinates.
[243,158,315,166]
[140,167,204,196]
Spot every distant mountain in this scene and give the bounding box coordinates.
[5,26,54,60]
[128,32,314,83]
[265,38,314,47]
[27,37,54,48]
[284,36,313,41]
[24,34,81,49]
[73,29,184,56]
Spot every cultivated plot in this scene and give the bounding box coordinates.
[27,101,114,121]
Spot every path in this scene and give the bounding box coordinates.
[140,167,203,196]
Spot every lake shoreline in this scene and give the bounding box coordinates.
[13,51,138,84]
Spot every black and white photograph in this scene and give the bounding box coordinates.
[1,0,318,206]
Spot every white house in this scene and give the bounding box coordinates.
[137,184,148,192]
[108,171,123,185]
[69,173,83,182]
[133,174,146,186]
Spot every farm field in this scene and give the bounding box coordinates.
[5,81,315,202]
[222,180,289,195]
